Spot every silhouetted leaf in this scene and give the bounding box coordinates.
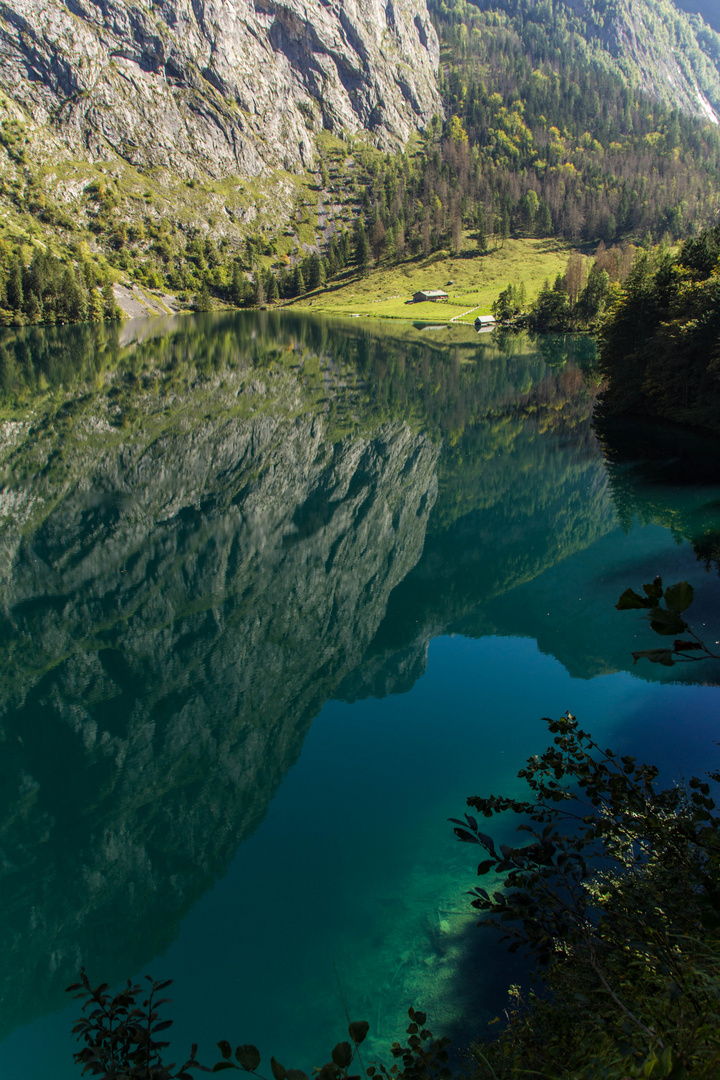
[236,1045,261,1071]
[616,588,653,609]
[632,649,675,666]
[332,1041,353,1068]
[348,1021,369,1046]
[649,608,686,635]
[271,1057,288,1080]
[218,1041,233,1060]
[664,581,694,614]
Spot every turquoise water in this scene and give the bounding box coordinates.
[1,313,719,1077]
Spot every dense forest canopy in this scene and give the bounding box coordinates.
[598,221,720,433]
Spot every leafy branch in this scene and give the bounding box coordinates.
[67,969,202,1079]
[452,712,720,1076]
[67,976,450,1080]
[616,576,720,666]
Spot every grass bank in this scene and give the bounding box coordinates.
[287,235,574,323]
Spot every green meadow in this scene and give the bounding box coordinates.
[288,235,574,323]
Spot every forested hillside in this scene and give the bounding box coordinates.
[598,222,720,433]
[1,0,720,325]
[675,0,720,34]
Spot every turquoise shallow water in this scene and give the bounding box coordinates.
[0,314,719,1077]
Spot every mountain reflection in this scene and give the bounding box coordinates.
[0,312,671,1038]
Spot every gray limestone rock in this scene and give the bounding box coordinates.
[0,0,440,176]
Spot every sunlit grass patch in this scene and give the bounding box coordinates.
[290,236,573,322]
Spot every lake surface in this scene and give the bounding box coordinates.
[1,312,720,1078]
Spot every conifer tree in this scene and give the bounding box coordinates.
[353,218,370,276]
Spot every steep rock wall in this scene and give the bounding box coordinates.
[0,0,440,176]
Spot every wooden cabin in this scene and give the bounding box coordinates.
[413,289,449,302]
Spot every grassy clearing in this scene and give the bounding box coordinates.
[289,235,574,322]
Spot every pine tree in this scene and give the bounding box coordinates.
[266,272,279,303]
[353,217,370,276]
[476,207,487,253]
[294,265,306,295]
[253,273,265,307]
[102,280,120,320]
[59,266,88,323]
[231,262,246,306]
[194,281,212,311]
[6,257,23,312]
[307,252,322,290]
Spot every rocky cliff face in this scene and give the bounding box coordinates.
[0,0,440,176]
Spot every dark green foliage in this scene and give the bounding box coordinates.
[353,218,370,276]
[208,1006,450,1080]
[293,264,306,296]
[231,263,251,307]
[319,0,720,277]
[194,282,213,312]
[616,576,720,666]
[495,251,612,332]
[6,256,23,310]
[69,976,449,1080]
[307,253,324,290]
[491,283,526,322]
[576,264,610,324]
[66,970,202,1078]
[0,240,120,327]
[531,276,571,331]
[252,273,265,307]
[265,272,280,303]
[598,224,720,432]
[457,709,720,1078]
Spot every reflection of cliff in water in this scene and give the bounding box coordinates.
[347,392,720,701]
[341,364,616,699]
[0,315,610,1036]
[0,360,439,1035]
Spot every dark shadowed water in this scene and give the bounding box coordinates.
[1,312,719,1077]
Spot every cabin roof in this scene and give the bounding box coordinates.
[413,289,449,300]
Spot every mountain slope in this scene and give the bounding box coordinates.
[568,0,720,123]
[464,0,720,125]
[674,0,720,35]
[0,0,440,178]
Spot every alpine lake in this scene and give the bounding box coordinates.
[1,311,720,1078]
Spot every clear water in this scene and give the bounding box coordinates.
[1,313,719,1078]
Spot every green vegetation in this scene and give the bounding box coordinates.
[487,242,636,331]
[68,972,449,1080]
[4,0,720,325]
[461,712,720,1079]
[289,237,570,321]
[291,0,720,323]
[598,221,720,434]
